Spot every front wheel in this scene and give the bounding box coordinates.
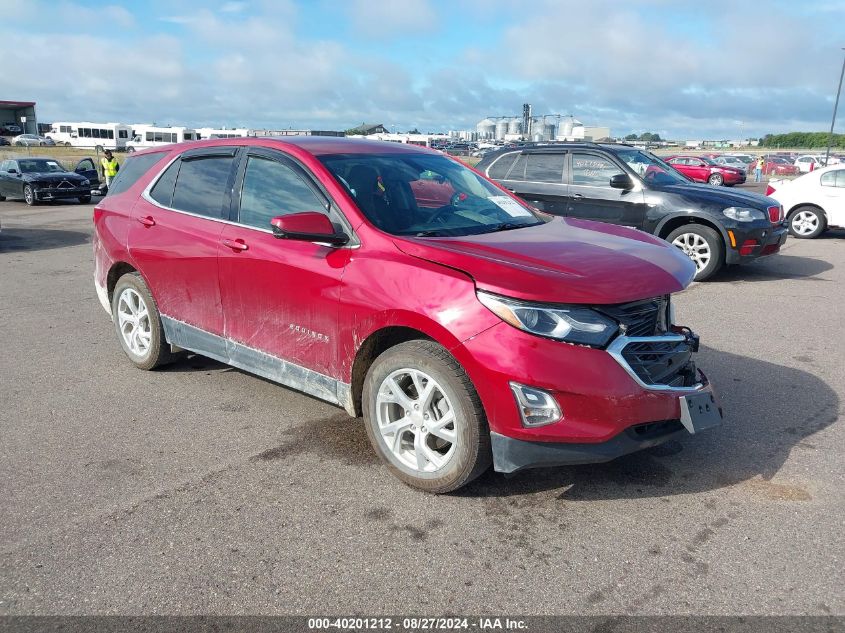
[667,224,724,281]
[363,340,491,493]
[78,195,92,204]
[126,147,135,153]
[708,173,724,186]
[788,206,826,239]
[111,272,174,370]
[23,184,36,206]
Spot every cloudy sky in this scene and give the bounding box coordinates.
[3,0,845,139]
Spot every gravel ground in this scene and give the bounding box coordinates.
[0,191,842,616]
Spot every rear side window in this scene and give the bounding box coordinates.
[106,152,167,196]
[171,156,234,218]
[149,159,180,207]
[487,153,518,180]
[523,153,566,183]
[239,156,326,230]
[820,169,845,188]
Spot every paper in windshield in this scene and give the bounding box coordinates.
[489,196,533,218]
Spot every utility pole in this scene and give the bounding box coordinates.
[824,48,845,167]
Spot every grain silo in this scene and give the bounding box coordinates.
[476,118,496,139]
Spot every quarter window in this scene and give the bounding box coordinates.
[572,153,621,187]
[239,156,326,230]
[170,156,235,218]
[149,160,180,207]
[106,152,168,197]
[487,153,518,180]
[820,169,845,188]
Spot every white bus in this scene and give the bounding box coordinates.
[126,125,200,152]
[47,122,133,150]
[195,127,252,139]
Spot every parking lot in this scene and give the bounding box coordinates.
[0,195,843,615]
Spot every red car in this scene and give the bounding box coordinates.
[93,138,722,493]
[760,157,800,176]
[666,155,747,186]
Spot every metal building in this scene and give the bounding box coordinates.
[0,100,37,134]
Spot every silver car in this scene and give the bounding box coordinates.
[12,134,56,147]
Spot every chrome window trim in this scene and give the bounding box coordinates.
[140,151,359,246]
[606,334,703,393]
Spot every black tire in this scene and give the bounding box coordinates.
[15,141,23,146]
[666,224,724,282]
[78,195,92,204]
[363,340,491,493]
[126,147,135,153]
[708,173,724,186]
[787,206,826,239]
[23,184,36,206]
[111,272,174,370]
[0,194,5,201]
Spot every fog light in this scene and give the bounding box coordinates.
[509,382,562,427]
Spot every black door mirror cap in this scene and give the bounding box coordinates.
[609,174,634,190]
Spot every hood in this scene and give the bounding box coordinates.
[25,171,85,182]
[392,217,695,305]
[654,182,776,209]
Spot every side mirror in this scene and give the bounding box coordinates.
[609,174,634,190]
[270,212,349,247]
[8,168,18,174]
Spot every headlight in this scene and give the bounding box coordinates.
[477,290,617,347]
[82,179,90,186]
[723,207,766,222]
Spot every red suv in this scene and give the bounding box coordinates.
[93,138,722,493]
[666,155,747,186]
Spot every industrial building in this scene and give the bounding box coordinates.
[476,104,611,142]
[0,99,37,134]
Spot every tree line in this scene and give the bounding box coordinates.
[759,132,845,148]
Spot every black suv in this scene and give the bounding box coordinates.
[476,143,788,280]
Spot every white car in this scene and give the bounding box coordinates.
[793,155,841,173]
[767,164,845,238]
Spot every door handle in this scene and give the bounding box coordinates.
[505,187,515,192]
[572,193,584,199]
[222,238,248,252]
[137,215,155,227]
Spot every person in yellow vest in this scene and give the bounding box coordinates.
[100,150,120,187]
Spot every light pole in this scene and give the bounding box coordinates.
[824,48,845,167]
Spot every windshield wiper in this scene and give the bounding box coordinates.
[415,230,445,237]
[482,221,533,234]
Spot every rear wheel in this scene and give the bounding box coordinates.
[111,272,174,370]
[363,340,491,493]
[708,173,724,186]
[126,147,135,153]
[788,206,826,239]
[667,224,724,281]
[78,195,92,204]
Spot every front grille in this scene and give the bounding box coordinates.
[620,339,697,387]
[598,296,667,337]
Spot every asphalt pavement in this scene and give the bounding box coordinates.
[0,191,842,616]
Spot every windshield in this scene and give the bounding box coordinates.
[17,159,65,174]
[614,149,690,185]
[318,152,543,237]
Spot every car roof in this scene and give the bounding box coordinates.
[132,136,440,158]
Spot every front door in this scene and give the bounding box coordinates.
[217,148,351,377]
[74,158,99,188]
[820,168,845,226]
[128,147,239,341]
[566,151,647,227]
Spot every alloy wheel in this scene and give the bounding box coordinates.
[375,368,457,473]
[672,232,711,273]
[24,186,33,205]
[791,211,819,236]
[116,288,152,357]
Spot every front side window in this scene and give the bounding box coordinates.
[571,153,621,187]
[319,152,542,237]
[239,156,326,230]
[615,149,689,185]
[170,156,234,218]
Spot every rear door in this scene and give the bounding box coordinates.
[128,147,239,341]
[566,151,647,227]
[497,151,569,215]
[217,147,351,377]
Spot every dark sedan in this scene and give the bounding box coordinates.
[0,157,92,205]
